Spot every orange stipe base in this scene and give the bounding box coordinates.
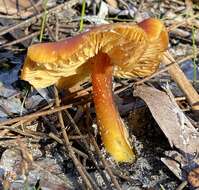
[91,52,135,163]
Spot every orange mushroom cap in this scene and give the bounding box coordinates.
[138,18,169,51]
[21,18,168,89]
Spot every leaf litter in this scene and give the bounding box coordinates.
[0,0,199,189]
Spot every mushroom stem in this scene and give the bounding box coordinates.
[91,52,135,163]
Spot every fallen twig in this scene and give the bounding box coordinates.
[64,110,114,189]
[0,103,72,126]
[162,51,199,111]
[54,86,95,190]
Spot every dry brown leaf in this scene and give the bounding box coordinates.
[135,85,199,187]
[134,84,199,155]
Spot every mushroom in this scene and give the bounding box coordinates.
[21,18,169,163]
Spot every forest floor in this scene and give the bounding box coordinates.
[0,0,199,189]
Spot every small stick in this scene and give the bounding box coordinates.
[1,31,40,48]
[0,126,41,139]
[65,110,114,189]
[162,51,199,111]
[0,98,90,127]
[54,87,94,190]
[68,135,89,140]
[48,132,89,159]
[0,103,53,128]
[0,103,72,126]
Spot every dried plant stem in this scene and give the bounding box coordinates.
[191,24,197,82]
[162,51,199,111]
[0,126,40,139]
[53,87,94,190]
[64,110,114,189]
[0,97,91,127]
[48,132,89,159]
[0,103,72,126]
[1,31,40,48]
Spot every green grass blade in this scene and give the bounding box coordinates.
[79,0,86,32]
[39,0,48,42]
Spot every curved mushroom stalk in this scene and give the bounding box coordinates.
[91,52,135,163]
